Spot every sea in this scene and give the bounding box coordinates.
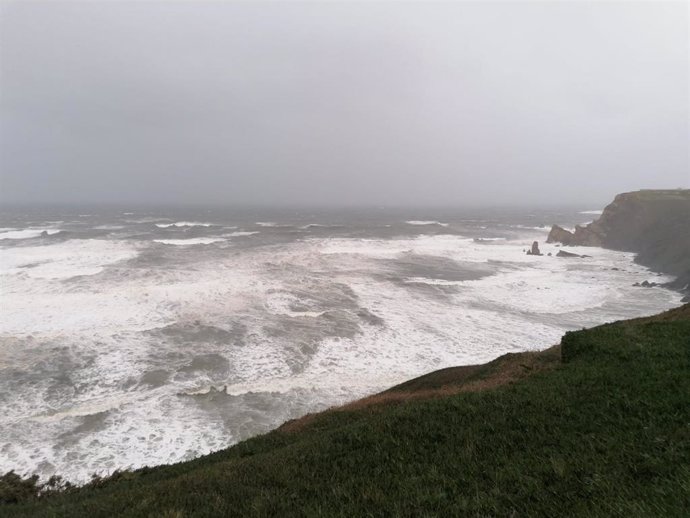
[0,205,682,482]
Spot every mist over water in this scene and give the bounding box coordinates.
[0,205,682,482]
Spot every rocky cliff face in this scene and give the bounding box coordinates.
[547,190,690,299]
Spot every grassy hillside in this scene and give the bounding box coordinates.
[3,305,689,517]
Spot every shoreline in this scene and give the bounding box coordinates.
[4,301,689,515]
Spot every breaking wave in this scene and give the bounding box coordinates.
[153,238,226,246]
[405,220,449,227]
[0,228,62,240]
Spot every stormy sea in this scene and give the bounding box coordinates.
[0,205,682,482]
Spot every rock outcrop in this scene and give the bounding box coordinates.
[547,224,605,247]
[526,241,542,256]
[546,225,574,245]
[548,190,690,297]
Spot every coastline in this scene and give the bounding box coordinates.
[1,190,689,514]
[4,302,689,516]
[547,189,690,300]
[2,210,683,484]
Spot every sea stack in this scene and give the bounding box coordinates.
[526,241,542,256]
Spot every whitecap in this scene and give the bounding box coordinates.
[300,223,332,229]
[0,228,62,240]
[579,210,603,215]
[153,238,225,246]
[405,220,449,227]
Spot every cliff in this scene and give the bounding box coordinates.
[547,189,690,297]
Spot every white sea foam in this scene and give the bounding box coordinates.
[0,228,682,483]
[256,222,277,227]
[155,222,214,228]
[405,220,449,226]
[579,210,604,215]
[0,228,61,240]
[153,238,225,246]
[0,239,139,279]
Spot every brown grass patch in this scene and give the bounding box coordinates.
[279,344,561,434]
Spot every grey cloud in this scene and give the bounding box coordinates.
[1,0,688,206]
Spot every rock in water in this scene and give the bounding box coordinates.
[556,250,580,258]
[633,280,658,288]
[526,241,542,256]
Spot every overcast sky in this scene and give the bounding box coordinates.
[1,0,688,207]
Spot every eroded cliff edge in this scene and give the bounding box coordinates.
[547,189,690,299]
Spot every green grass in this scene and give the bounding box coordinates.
[3,305,690,517]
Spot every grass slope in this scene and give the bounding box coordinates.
[4,305,690,517]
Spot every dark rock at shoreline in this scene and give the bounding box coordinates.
[633,280,659,288]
